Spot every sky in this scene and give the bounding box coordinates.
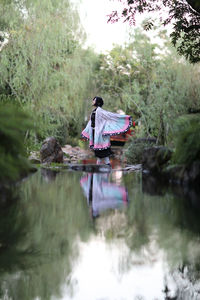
[74,0,130,53]
[72,0,172,54]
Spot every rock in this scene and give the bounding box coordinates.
[62,144,94,160]
[63,152,70,158]
[164,164,184,184]
[29,151,40,164]
[142,146,172,173]
[74,146,81,151]
[40,137,63,164]
[63,158,71,163]
[164,161,200,185]
[62,144,72,150]
[188,161,200,183]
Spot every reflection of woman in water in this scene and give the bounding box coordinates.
[81,97,132,166]
[80,173,128,218]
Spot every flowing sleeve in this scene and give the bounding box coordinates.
[81,120,91,140]
[96,108,132,136]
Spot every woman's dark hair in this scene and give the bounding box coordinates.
[93,96,104,107]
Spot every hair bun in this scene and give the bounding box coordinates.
[94,96,104,107]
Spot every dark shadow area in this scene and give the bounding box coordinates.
[142,172,200,234]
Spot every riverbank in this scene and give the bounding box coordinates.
[26,134,200,195]
[29,141,200,186]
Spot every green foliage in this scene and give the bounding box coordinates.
[124,138,155,164]
[172,114,200,165]
[0,0,98,147]
[0,104,33,181]
[0,0,100,182]
[95,28,200,145]
[108,0,200,63]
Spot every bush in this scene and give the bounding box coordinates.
[0,104,33,182]
[124,137,156,164]
[172,114,200,165]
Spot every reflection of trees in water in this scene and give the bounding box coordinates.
[1,170,200,299]
[0,170,93,300]
[126,173,200,298]
[91,172,200,298]
[0,187,34,272]
[123,172,200,254]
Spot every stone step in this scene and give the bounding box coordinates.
[69,164,111,172]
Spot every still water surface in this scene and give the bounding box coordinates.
[0,167,200,300]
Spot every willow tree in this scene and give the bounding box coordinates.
[94,27,200,144]
[0,0,97,145]
[0,171,93,299]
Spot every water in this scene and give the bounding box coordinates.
[0,166,200,300]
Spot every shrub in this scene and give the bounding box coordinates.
[172,114,200,165]
[124,137,156,164]
[0,104,33,182]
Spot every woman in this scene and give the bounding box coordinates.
[81,96,132,165]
